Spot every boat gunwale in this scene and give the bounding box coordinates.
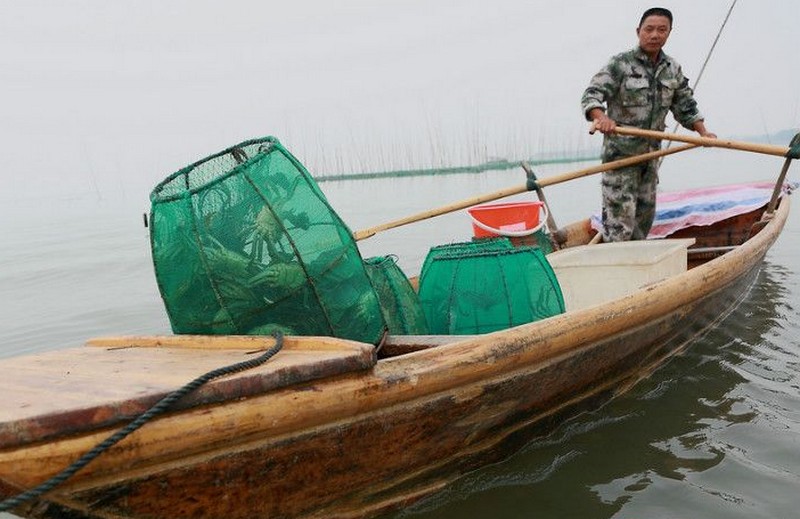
[394,196,787,362]
[0,197,788,498]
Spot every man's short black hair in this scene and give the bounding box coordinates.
[639,7,673,28]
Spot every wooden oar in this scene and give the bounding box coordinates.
[614,126,793,158]
[353,143,697,241]
[750,132,800,235]
[614,127,800,239]
[521,161,561,248]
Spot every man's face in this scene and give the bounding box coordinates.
[636,15,671,55]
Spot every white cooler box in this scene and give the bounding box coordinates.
[547,238,695,311]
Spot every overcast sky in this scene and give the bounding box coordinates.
[1,0,797,201]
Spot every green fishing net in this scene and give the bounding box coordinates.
[149,137,386,344]
[364,256,429,335]
[419,237,514,289]
[418,242,565,335]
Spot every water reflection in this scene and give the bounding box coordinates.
[390,263,800,519]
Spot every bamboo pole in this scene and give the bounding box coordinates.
[85,335,359,352]
[353,143,697,241]
[615,127,791,158]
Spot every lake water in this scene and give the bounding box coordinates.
[2,146,799,518]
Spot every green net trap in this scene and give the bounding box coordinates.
[418,243,565,335]
[364,256,429,335]
[149,137,385,344]
[419,237,514,289]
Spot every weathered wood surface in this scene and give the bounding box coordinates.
[0,197,788,519]
[0,336,375,449]
[380,334,476,357]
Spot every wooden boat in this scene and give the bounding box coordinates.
[1,131,797,519]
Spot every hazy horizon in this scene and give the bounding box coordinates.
[1,1,798,203]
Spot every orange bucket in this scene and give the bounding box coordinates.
[468,201,545,238]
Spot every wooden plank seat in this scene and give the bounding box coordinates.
[0,335,376,449]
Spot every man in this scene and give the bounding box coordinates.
[581,7,716,242]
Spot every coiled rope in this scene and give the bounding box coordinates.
[0,332,284,513]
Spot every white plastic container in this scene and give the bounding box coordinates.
[547,238,695,312]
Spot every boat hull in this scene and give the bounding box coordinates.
[0,196,789,519]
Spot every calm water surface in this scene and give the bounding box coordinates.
[2,150,799,518]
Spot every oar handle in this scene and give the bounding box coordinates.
[353,143,697,241]
[614,126,791,158]
[353,184,528,241]
[535,143,696,188]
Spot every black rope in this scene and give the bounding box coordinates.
[522,162,539,191]
[0,332,285,513]
[786,132,800,160]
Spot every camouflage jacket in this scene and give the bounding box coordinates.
[581,47,704,160]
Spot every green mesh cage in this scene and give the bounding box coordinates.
[529,229,554,254]
[418,245,565,335]
[419,238,513,289]
[364,256,429,335]
[149,137,386,344]
[487,230,553,254]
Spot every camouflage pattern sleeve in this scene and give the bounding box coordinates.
[582,48,706,159]
[669,65,704,130]
[581,58,620,121]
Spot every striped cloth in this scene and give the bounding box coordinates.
[591,181,797,239]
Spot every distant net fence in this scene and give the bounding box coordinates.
[314,152,601,183]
